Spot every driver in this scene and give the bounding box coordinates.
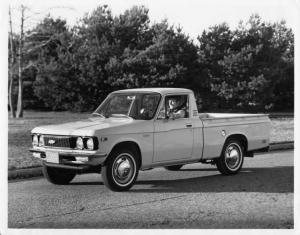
[167,97,186,119]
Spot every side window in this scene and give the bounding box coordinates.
[158,95,189,119]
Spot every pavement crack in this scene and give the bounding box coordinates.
[97,195,187,212]
[21,195,187,223]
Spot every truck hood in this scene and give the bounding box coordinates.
[31,117,135,136]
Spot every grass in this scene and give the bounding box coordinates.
[270,117,294,143]
[8,111,294,170]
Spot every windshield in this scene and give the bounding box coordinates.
[93,92,161,120]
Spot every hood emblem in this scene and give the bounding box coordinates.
[48,139,56,145]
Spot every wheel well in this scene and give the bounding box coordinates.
[225,134,248,151]
[106,141,142,168]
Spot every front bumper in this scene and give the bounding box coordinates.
[29,147,107,168]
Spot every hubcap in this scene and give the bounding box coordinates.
[112,154,136,186]
[225,144,242,170]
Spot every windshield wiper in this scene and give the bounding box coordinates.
[91,113,105,118]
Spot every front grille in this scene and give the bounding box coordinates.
[44,135,76,149]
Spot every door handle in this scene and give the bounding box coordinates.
[186,123,192,128]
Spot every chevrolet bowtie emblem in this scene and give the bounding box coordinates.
[48,139,56,144]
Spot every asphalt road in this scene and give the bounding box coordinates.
[8,150,294,229]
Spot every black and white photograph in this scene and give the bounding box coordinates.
[1,0,299,232]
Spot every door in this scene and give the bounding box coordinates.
[153,94,193,162]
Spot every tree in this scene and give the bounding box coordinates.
[15,5,26,118]
[9,5,32,118]
[198,14,294,112]
[20,7,293,113]
[8,6,16,118]
[23,16,69,110]
[197,23,234,110]
[34,5,159,111]
[8,6,77,115]
[106,20,200,91]
[31,17,77,110]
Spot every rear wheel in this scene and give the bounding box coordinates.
[101,148,139,191]
[216,139,244,175]
[164,165,183,171]
[42,163,76,185]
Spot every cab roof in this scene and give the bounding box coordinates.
[112,87,193,95]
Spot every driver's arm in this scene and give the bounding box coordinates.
[174,109,185,118]
[169,109,185,119]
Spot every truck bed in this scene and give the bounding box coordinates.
[198,113,270,160]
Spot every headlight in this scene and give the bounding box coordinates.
[86,138,94,150]
[39,135,45,146]
[32,134,39,147]
[76,137,84,149]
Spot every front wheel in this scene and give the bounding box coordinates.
[101,148,139,191]
[216,139,244,175]
[42,163,76,185]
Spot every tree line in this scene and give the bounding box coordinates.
[8,5,294,117]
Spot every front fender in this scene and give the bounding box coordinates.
[99,133,153,167]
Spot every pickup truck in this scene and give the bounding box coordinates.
[30,88,271,191]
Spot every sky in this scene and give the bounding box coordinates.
[6,0,299,40]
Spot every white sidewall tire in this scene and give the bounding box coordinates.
[224,143,243,171]
[216,140,244,175]
[102,148,139,191]
[111,153,137,187]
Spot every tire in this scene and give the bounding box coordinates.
[42,163,76,185]
[101,148,139,191]
[164,165,183,171]
[216,139,244,175]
